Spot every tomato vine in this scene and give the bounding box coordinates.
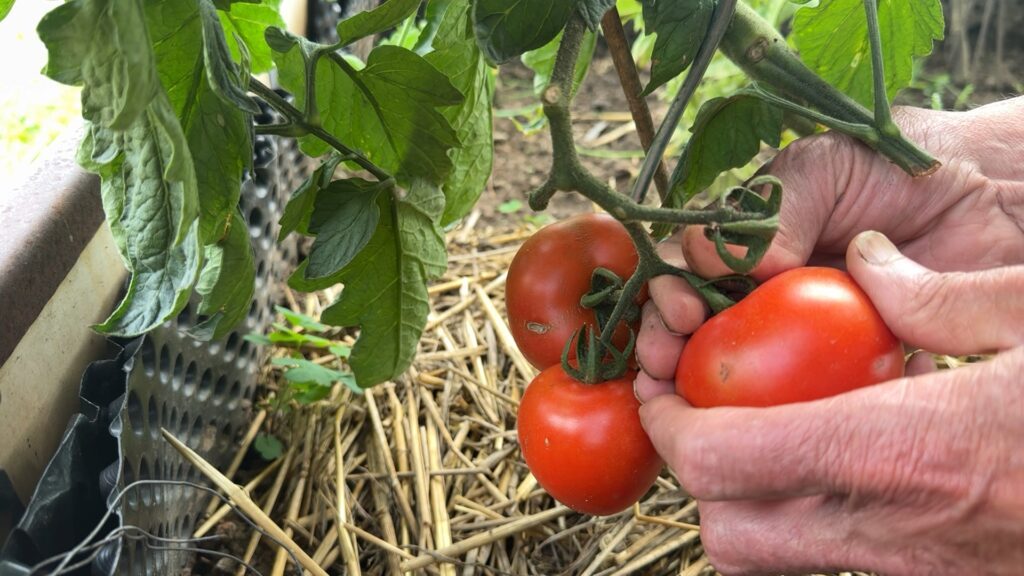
[25,0,946,388]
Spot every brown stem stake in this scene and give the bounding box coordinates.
[600,8,670,203]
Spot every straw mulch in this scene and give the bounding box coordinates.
[182,213,875,576]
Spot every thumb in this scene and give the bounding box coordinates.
[846,231,1024,355]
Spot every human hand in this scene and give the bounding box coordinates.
[638,236,1024,575]
[635,97,1024,385]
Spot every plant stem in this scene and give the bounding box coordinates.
[631,0,738,205]
[305,49,325,126]
[600,8,668,203]
[248,78,303,123]
[248,77,391,182]
[745,85,879,142]
[597,222,661,352]
[574,170,767,225]
[532,11,777,362]
[531,16,769,226]
[256,123,308,137]
[862,0,895,132]
[719,1,939,176]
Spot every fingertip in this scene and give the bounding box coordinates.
[634,370,676,404]
[681,226,736,279]
[638,393,692,437]
[905,351,937,376]
[637,301,688,379]
[681,222,809,284]
[646,276,708,335]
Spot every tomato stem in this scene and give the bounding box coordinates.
[562,325,635,384]
[719,2,938,176]
[862,0,897,133]
[629,0,738,206]
[600,8,669,203]
[247,76,392,182]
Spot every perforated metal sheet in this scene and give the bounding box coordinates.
[102,119,310,575]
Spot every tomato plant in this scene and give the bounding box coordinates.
[29,0,943,389]
[517,366,662,516]
[676,267,905,407]
[506,213,643,370]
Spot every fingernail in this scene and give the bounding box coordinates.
[855,231,899,265]
[634,373,677,404]
[633,378,645,405]
[657,311,687,337]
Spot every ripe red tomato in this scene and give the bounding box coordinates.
[507,213,641,369]
[677,267,904,407]
[517,366,663,515]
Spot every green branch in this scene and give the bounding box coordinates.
[527,14,782,365]
[631,0,738,205]
[719,1,939,176]
[248,77,392,182]
[862,0,896,133]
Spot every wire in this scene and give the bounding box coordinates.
[30,479,303,576]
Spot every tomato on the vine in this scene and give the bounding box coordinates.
[677,267,904,407]
[517,366,662,515]
[506,213,642,370]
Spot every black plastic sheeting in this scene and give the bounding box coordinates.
[0,339,136,576]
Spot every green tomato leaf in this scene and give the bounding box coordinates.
[276,306,330,332]
[423,0,495,225]
[521,28,596,97]
[472,0,577,63]
[37,0,160,129]
[321,180,447,387]
[576,0,616,30]
[220,2,285,73]
[659,92,782,237]
[639,0,715,95]
[287,260,344,292]
[189,211,255,340]
[272,357,361,395]
[244,333,274,345]
[198,0,259,114]
[147,0,253,245]
[305,179,384,280]
[498,199,522,214]
[275,44,462,186]
[278,154,345,241]
[337,0,422,46]
[792,0,944,108]
[264,25,299,53]
[0,0,15,24]
[253,434,283,460]
[413,0,454,53]
[80,94,203,337]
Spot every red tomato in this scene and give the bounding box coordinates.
[677,267,904,407]
[507,213,641,369]
[517,366,663,515]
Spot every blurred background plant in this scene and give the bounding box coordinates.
[0,1,81,189]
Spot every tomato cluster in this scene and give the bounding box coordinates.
[507,214,661,516]
[509,216,904,516]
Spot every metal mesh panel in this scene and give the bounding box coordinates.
[101,120,310,575]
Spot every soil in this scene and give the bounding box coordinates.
[481,56,666,226]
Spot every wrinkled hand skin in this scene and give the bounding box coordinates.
[635,97,1024,575]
